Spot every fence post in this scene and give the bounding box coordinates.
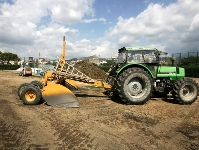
[175,53,181,67]
[197,52,198,77]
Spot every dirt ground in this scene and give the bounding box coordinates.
[0,70,199,150]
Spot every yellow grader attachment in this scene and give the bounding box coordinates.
[42,81,79,107]
[17,36,112,107]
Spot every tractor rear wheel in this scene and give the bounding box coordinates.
[172,77,198,104]
[117,67,152,104]
[21,86,41,105]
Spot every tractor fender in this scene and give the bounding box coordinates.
[117,63,155,78]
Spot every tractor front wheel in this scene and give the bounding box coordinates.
[21,86,41,105]
[172,77,198,104]
[117,68,153,104]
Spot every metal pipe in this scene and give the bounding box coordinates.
[188,52,195,58]
[175,53,181,67]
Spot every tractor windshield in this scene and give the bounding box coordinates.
[127,50,157,63]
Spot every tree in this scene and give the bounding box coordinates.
[180,56,199,77]
[0,52,20,64]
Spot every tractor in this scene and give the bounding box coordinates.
[107,46,199,105]
[17,37,199,107]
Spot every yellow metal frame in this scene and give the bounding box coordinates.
[42,36,112,92]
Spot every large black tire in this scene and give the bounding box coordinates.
[30,80,43,89]
[20,86,41,105]
[117,68,153,104]
[172,77,198,104]
[17,83,31,99]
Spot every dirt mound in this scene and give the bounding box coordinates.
[74,60,108,81]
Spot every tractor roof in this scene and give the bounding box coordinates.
[121,46,157,51]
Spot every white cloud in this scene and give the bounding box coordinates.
[0,0,199,60]
[65,39,118,59]
[83,18,97,23]
[0,0,95,59]
[83,18,106,23]
[49,0,95,25]
[181,13,199,43]
[30,23,79,59]
[105,0,199,54]
[0,1,45,45]
[0,0,94,44]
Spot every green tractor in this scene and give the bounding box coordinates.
[107,46,199,105]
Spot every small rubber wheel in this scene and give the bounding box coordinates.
[30,80,43,89]
[17,83,31,99]
[21,86,41,105]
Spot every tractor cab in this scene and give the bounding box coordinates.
[117,46,159,65]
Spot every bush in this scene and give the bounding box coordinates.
[184,66,199,78]
[98,66,110,72]
[0,64,20,70]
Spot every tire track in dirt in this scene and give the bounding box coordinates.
[135,101,199,150]
[38,109,95,150]
[71,89,163,149]
[0,74,57,149]
[174,102,199,149]
[33,97,131,149]
[1,71,199,149]
[81,99,199,150]
[0,100,30,149]
[82,111,162,150]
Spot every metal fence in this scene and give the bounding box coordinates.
[9,51,199,77]
[169,52,199,77]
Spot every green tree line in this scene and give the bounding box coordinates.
[98,60,116,72]
[179,56,199,78]
[0,51,20,64]
[0,51,20,70]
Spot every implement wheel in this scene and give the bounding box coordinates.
[17,83,31,99]
[30,80,43,89]
[21,86,41,105]
[172,77,198,104]
[117,67,152,104]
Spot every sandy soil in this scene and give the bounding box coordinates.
[0,70,199,150]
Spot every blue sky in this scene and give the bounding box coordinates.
[0,0,199,59]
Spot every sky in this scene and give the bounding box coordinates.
[0,0,199,60]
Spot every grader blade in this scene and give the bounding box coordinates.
[42,82,79,107]
[65,79,79,90]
